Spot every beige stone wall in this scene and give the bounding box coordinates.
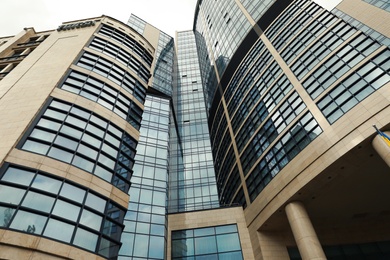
[168,207,255,259]
[0,19,100,164]
[0,230,105,260]
[337,0,390,38]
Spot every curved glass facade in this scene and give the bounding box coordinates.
[60,70,143,130]
[119,95,170,259]
[0,164,126,258]
[194,0,251,76]
[205,0,390,206]
[19,99,137,192]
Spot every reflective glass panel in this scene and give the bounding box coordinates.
[43,219,74,242]
[10,210,47,235]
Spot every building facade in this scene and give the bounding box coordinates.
[0,16,153,259]
[0,0,390,259]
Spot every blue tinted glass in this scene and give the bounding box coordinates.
[0,206,14,227]
[43,219,74,242]
[149,236,165,259]
[52,199,80,221]
[80,209,102,231]
[22,140,49,155]
[218,251,243,260]
[60,183,86,202]
[74,228,98,251]
[10,210,47,235]
[172,238,194,257]
[22,191,55,213]
[72,155,95,172]
[0,185,26,205]
[119,233,134,255]
[215,224,237,234]
[85,193,106,212]
[2,167,35,186]
[194,227,214,237]
[133,234,149,257]
[216,233,241,252]
[194,236,217,255]
[48,147,73,163]
[31,174,61,194]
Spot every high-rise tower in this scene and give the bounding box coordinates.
[0,0,390,259]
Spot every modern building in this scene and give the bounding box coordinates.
[0,0,390,259]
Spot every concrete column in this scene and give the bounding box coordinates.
[285,201,326,260]
[372,131,390,168]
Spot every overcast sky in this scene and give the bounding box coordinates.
[0,0,197,37]
[0,0,341,38]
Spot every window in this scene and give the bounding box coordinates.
[19,99,137,192]
[0,164,125,258]
[172,225,243,259]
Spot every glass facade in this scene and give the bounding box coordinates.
[19,99,136,192]
[119,95,170,259]
[0,164,125,258]
[174,31,219,212]
[172,224,243,259]
[1,0,389,259]
[195,0,252,76]
[127,14,147,35]
[60,70,143,130]
[151,32,175,96]
[206,0,390,207]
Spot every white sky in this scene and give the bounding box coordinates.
[0,0,341,38]
[0,0,197,37]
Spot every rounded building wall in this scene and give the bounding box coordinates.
[200,0,390,258]
[0,16,154,259]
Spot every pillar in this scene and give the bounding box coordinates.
[372,131,390,168]
[285,201,326,260]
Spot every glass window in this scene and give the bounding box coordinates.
[0,185,25,205]
[60,125,83,139]
[22,140,49,155]
[54,135,78,150]
[2,167,34,186]
[94,165,112,182]
[85,193,106,212]
[31,174,61,194]
[0,165,125,258]
[195,236,217,255]
[73,228,99,251]
[37,118,61,131]
[217,233,241,252]
[149,236,165,259]
[133,234,149,257]
[72,155,95,172]
[22,191,55,213]
[52,199,80,221]
[43,219,74,242]
[47,147,74,163]
[10,210,47,235]
[60,183,86,203]
[80,209,102,230]
[0,206,14,227]
[30,129,56,142]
